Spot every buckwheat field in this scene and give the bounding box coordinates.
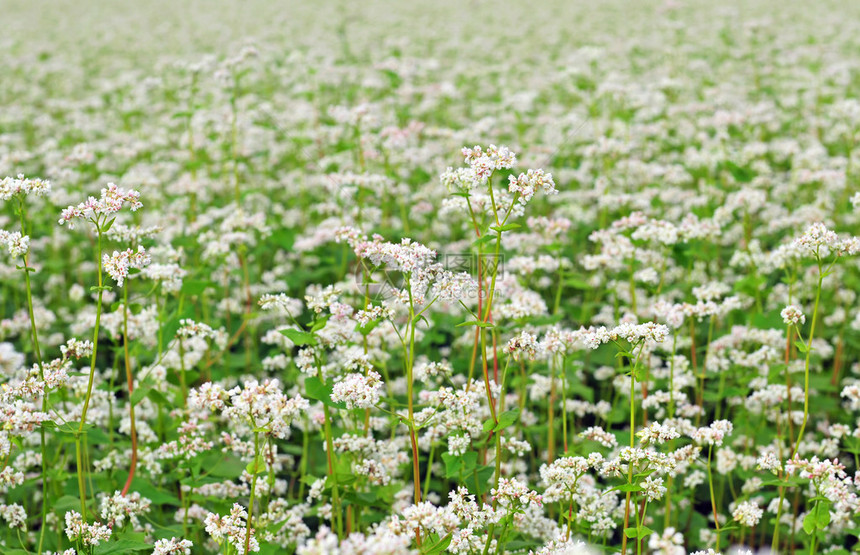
[3,0,860,554]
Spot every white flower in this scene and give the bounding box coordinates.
[0,230,29,258]
[102,245,151,287]
[153,538,193,555]
[641,476,667,501]
[331,370,383,409]
[780,305,806,326]
[732,500,763,527]
[0,174,51,200]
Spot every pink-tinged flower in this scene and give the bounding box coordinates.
[508,168,557,204]
[780,305,806,325]
[58,183,142,228]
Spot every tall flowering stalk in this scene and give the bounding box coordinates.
[574,322,668,554]
[58,183,143,517]
[1,175,51,553]
[769,224,859,549]
[102,245,150,496]
[693,420,733,551]
[442,145,556,461]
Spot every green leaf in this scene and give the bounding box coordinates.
[423,533,452,554]
[472,234,496,247]
[613,483,644,493]
[246,455,266,475]
[624,526,653,539]
[722,160,754,183]
[564,277,591,290]
[305,376,347,409]
[52,421,89,436]
[280,328,318,346]
[455,320,494,328]
[489,223,521,232]
[51,495,83,514]
[94,539,152,554]
[441,452,477,478]
[147,388,171,407]
[494,409,520,431]
[803,511,816,535]
[128,479,181,506]
[815,500,831,529]
[130,381,154,406]
[482,417,495,433]
[794,340,810,353]
[310,316,330,332]
[207,455,248,478]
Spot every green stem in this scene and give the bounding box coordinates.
[422,445,435,501]
[244,429,260,554]
[707,444,721,551]
[18,201,48,555]
[76,220,105,519]
[322,403,343,538]
[120,283,138,496]
[621,342,645,555]
[791,266,823,460]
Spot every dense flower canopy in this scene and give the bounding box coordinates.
[2,0,860,554]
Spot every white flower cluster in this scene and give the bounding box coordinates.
[330,370,383,409]
[508,168,557,205]
[780,304,806,325]
[793,222,860,257]
[58,183,143,228]
[204,503,259,554]
[446,144,518,186]
[64,510,112,546]
[732,500,763,527]
[0,503,26,529]
[143,263,188,293]
[491,477,543,509]
[0,174,51,200]
[0,229,29,258]
[637,422,680,445]
[692,420,734,446]
[355,303,394,327]
[153,538,194,555]
[641,476,667,501]
[99,490,152,528]
[580,426,618,448]
[59,338,94,359]
[258,293,304,315]
[504,331,540,361]
[574,321,670,349]
[176,319,221,341]
[103,245,151,287]
[189,379,309,440]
